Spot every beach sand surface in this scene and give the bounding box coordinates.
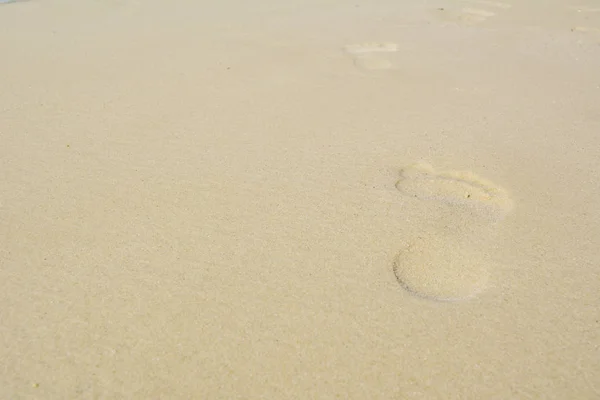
[1,0,599,398]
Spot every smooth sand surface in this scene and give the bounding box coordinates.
[1,0,600,398]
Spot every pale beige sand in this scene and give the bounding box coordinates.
[1,0,600,398]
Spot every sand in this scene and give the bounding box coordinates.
[1,0,599,398]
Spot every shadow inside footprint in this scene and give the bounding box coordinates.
[393,162,513,301]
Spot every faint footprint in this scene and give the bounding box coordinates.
[463,0,511,10]
[393,163,513,301]
[571,26,600,34]
[343,42,398,71]
[460,8,497,24]
[570,26,600,44]
[435,1,510,26]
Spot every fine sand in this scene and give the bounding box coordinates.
[1,0,599,398]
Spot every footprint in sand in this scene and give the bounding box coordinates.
[567,5,600,42]
[393,163,513,302]
[571,26,600,35]
[435,1,511,25]
[343,42,398,71]
[571,26,600,32]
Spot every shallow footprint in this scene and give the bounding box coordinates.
[571,26,600,38]
[464,0,511,10]
[393,162,512,301]
[460,8,496,23]
[435,6,497,25]
[343,42,398,71]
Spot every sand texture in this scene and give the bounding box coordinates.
[1,0,600,398]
